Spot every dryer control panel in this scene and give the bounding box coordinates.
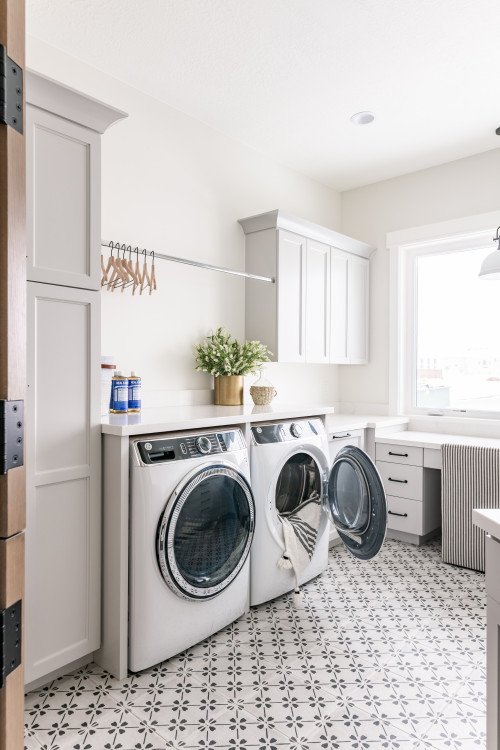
[251,418,324,445]
[137,429,245,464]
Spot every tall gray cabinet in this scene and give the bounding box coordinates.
[25,71,126,687]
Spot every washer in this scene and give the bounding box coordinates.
[129,427,255,673]
[250,418,387,606]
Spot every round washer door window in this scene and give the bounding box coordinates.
[328,446,387,560]
[275,452,323,514]
[157,465,255,600]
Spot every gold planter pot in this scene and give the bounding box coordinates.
[214,375,244,406]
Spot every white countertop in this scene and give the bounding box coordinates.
[101,405,408,438]
[326,414,409,433]
[375,430,500,451]
[472,509,500,540]
[101,403,337,436]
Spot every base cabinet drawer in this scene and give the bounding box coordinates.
[387,496,424,535]
[376,443,423,466]
[376,461,423,500]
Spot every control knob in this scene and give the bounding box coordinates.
[195,436,212,454]
[290,423,303,438]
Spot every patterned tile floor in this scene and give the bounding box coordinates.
[24,538,487,749]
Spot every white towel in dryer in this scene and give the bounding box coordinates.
[278,491,322,594]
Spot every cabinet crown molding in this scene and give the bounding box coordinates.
[238,210,374,259]
[26,70,128,133]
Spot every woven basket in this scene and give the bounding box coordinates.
[250,384,277,406]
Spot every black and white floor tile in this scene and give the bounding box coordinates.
[25,538,487,749]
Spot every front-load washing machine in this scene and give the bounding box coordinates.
[250,418,387,606]
[129,427,255,672]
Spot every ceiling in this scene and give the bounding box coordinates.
[27,0,500,191]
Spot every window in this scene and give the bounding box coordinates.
[402,240,500,418]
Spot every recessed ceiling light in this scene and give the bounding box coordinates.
[350,111,375,125]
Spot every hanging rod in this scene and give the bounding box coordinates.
[100,239,275,284]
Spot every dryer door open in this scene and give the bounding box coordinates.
[157,464,255,600]
[327,446,387,560]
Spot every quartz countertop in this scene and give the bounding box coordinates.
[101,403,337,437]
[101,405,408,438]
[375,430,500,451]
[472,509,500,540]
[326,414,409,434]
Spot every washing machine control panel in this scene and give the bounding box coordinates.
[137,429,245,464]
[251,418,323,444]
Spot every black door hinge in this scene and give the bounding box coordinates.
[0,44,23,134]
[0,400,24,474]
[0,599,22,689]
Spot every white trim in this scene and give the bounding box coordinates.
[26,70,128,133]
[388,211,500,420]
[238,210,374,259]
[386,210,500,251]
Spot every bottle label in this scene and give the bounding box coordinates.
[128,378,141,410]
[111,379,128,412]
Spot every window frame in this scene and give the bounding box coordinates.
[388,211,500,421]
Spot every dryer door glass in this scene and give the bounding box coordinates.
[275,452,322,514]
[157,465,255,600]
[327,446,387,560]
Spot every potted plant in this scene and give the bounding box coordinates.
[195,327,272,405]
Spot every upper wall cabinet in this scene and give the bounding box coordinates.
[240,210,373,365]
[330,250,369,364]
[26,71,127,290]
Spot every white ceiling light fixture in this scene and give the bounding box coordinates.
[479,226,500,279]
[350,111,375,125]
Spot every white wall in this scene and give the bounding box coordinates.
[340,148,500,412]
[27,37,342,406]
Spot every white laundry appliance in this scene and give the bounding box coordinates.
[129,427,255,672]
[249,418,387,607]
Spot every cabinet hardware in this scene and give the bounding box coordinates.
[388,477,408,483]
[0,400,24,474]
[331,433,351,439]
[0,599,22,689]
[388,451,408,457]
[388,510,408,518]
[0,45,23,134]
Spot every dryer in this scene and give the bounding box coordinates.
[250,418,387,607]
[129,428,254,672]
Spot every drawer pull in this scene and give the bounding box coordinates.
[388,477,408,484]
[388,451,408,457]
[388,510,408,518]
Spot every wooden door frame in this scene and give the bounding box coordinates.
[0,1,26,749]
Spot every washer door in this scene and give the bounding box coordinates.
[157,464,255,600]
[327,446,387,560]
[275,451,323,514]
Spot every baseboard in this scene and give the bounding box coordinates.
[25,653,94,694]
[386,528,440,546]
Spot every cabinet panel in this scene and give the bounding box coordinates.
[348,256,369,364]
[305,240,330,363]
[33,294,90,474]
[26,283,100,684]
[27,478,94,676]
[330,250,349,363]
[27,106,100,290]
[387,496,424,535]
[375,443,423,467]
[376,461,423,501]
[277,230,306,362]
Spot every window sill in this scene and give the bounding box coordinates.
[404,413,500,440]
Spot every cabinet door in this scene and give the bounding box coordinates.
[25,283,101,684]
[277,230,306,362]
[305,240,330,363]
[27,105,101,290]
[348,256,369,364]
[330,249,349,363]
